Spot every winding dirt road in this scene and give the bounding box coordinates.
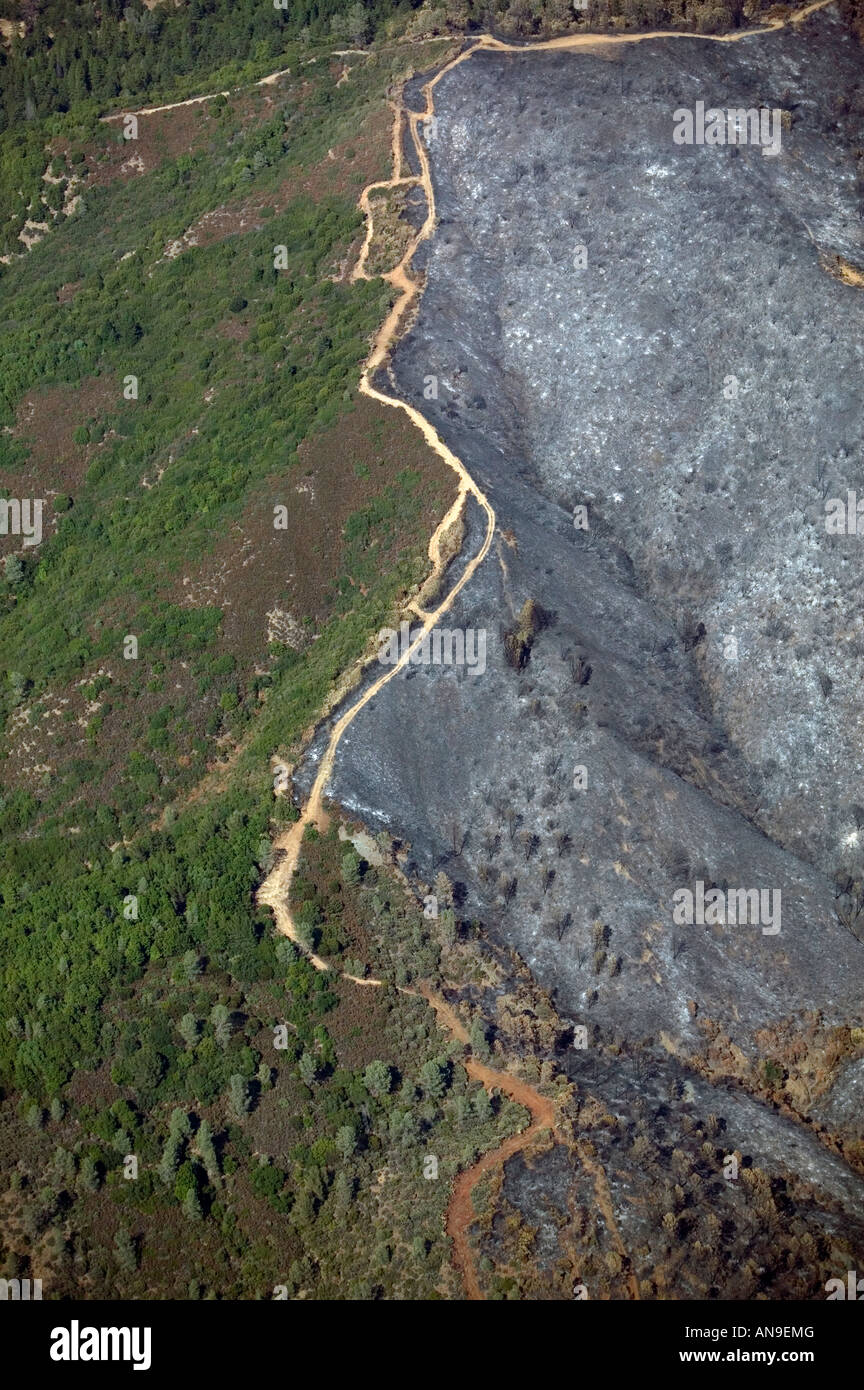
[259,0,836,954]
[255,0,839,1299]
[419,987,557,1298]
[258,68,498,989]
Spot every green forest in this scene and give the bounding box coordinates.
[0,0,414,129]
[4,0,856,134]
[2,0,858,257]
[0,15,529,1296]
[2,0,861,1303]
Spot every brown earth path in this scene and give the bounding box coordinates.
[253,0,837,1298]
[259,0,838,969]
[419,987,558,1298]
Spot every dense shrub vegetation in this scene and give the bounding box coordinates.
[2,0,860,1302]
[0,0,415,129]
[0,19,507,1297]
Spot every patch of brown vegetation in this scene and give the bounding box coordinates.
[819,249,864,288]
[172,393,456,661]
[1,654,205,800]
[56,279,83,304]
[174,104,393,257]
[216,315,250,341]
[1,377,117,555]
[693,1012,864,1117]
[74,84,287,191]
[4,376,115,491]
[327,976,395,1069]
[65,1057,119,1110]
[363,186,417,278]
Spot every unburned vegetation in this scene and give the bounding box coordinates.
[0,23,478,1301]
[0,816,535,1300]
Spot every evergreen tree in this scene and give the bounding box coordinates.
[419,1058,446,1101]
[341,849,362,886]
[335,1124,355,1159]
[78,1156,101,1192]
[113,1227,137,1273]
[158,1135,183,1186]
[210,1003,232,1047]
[452,1094,470,1126]
[331,1169,353,1216]
[168,1108,191,1141]
[298,1051,317,1086]
[181,950,203,982]
[195,1118,220,1185]
[364,1059,392,1097]
[472,1088,493,1124]
[469,1016,490,1060]
[183,1184,203,1221]
[178,1013,200,1049]
[345,3,370,42]
[228,1073,250,1119]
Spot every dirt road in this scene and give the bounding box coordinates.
[257,0,838,1297]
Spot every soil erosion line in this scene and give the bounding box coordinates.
[261,0,839,948]
[259,0,836,1299]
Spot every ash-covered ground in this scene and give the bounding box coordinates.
[299,7,864,1294]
